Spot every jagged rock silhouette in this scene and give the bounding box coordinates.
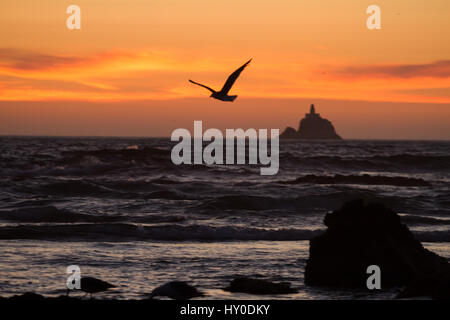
[280,104,341,140]
[304,199,450,299]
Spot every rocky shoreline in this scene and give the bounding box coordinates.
[1,199,449,301]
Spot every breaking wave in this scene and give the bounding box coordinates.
[281,153,450,171]
[0,206,185,224]
[0,223,447,242]
[281,174,430,187]
[0,223,322,241]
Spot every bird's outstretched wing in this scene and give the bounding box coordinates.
[220,59,251,94]
[189,80,215,93]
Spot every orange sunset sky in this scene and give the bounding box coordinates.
[0,0,449,139]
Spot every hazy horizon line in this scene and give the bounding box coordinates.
[1,134,449,142]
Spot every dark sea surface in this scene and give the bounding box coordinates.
[0,137,449,299]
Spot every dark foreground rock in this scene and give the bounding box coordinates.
[9,292,45,300]
[1,292,80,301]
[304,199,450,299]
[148,281,203,300]
[224,277,297,295]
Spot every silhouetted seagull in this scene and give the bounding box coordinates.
[79,277,115,299]
[189,59,251,102]
[148,281,204,300]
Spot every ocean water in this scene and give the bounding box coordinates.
[0,137,449,299]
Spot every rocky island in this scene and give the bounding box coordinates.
[280,104,342,140]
